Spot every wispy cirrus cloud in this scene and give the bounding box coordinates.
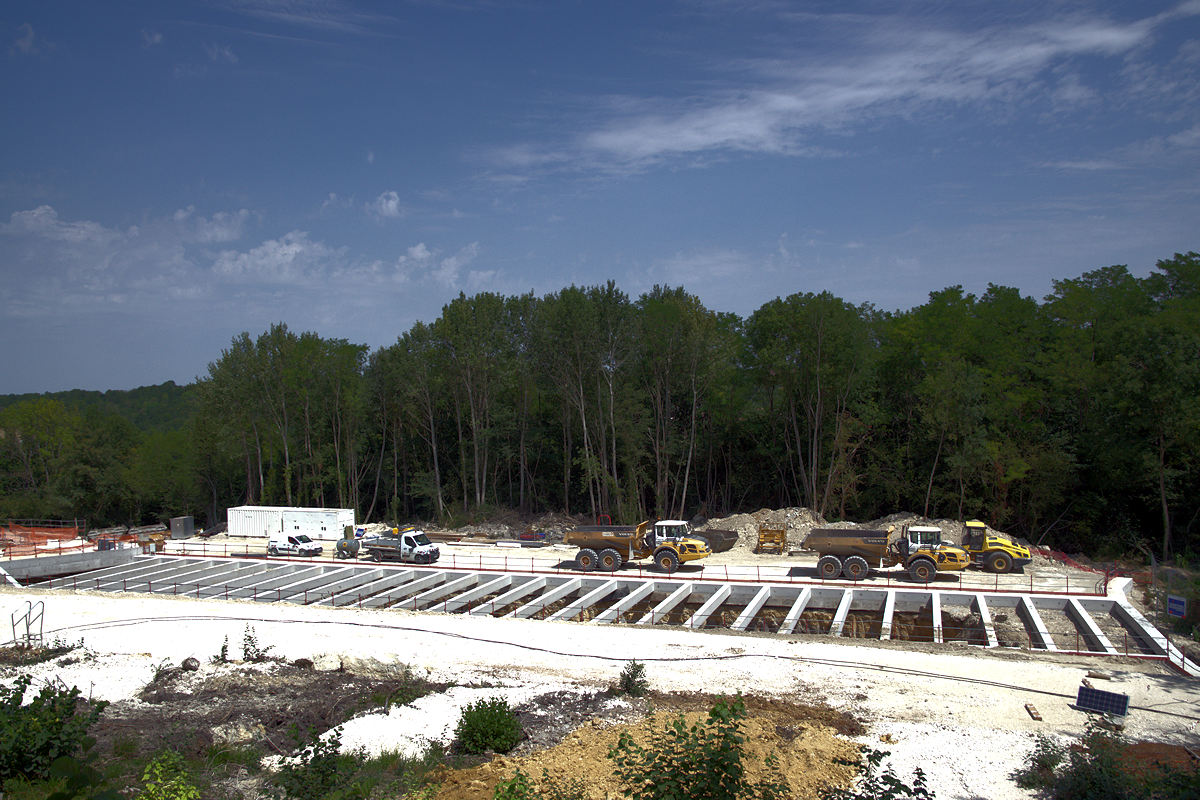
[492,3,1200,175]
[227,0,395,36]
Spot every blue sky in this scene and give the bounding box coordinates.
[2,1,1198,393]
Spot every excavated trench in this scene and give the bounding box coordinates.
[29,554,1188,668]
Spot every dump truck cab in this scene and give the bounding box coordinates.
[961,519,1032,574]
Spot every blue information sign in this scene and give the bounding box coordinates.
[1166,594,1187,619]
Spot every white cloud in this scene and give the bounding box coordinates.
[9,23,40,57]
[1041,159,1123,171]
[204,43,238,64]
[1,205,193,314]
[142,29,163,47]
[367,150,375,165]
[213,231,343,283]
[368,190,406,219]
[173,205,251,243]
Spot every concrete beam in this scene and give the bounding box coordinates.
[976,594,998,648]
[362,572,448,608]
[591,581,656,624]
[931,592,943,645]
[398,574,480,611]
[1066,598,1117,655]
[778,588,812,635]
[880,591,896,641]
[470,578,546,616]
[440,575,513,614]
[732,586,772,632]
[687,584,732,629]
[830,589,854,637]
[510,578,582,619]
[637,583,693,626]
[549,580,619,622]
[1019,597,1057,651]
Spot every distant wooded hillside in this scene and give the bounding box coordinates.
[0,381,198,433]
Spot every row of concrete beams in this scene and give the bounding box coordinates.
[50,556,1176,665]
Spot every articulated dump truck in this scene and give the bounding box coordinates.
[801,525,970,583]
[564,519,711,574]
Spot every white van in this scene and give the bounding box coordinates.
[267,532,323,557]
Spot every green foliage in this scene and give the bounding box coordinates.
[43,749,122,800]
[272,726,367,800]
[609,694,789,800]
[0,674,108,783]
[1012,734,1067,791]
[493,768,535,800]
[454,697,523,755]
[242,625,273,662]
[1010,721,1200,800]
[135,750,200,800]
[493,767,588,800]
[211,635,229,664]
[617,659,650,697]
[7,253,1200,559]
[822,748,932,800]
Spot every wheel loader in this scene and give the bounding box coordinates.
[563,519,710,574]
[960,519,1032,573]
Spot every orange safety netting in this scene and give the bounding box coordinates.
[0,520,89,558]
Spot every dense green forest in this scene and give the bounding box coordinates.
[2,252,1197,560]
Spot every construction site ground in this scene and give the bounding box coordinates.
[3,578,1199,800]
[5,507,1198,798]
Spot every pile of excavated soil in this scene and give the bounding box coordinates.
[431,694,862,800]
[697,507,828,554]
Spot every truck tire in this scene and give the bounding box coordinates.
[908,558,936,583]
[575,548,598,572]
[654,548,681,574]
[842,555,870,581]
[267,545,277,556]
[986,551,1012,574]
[598,548,623,572]
[816,555,842,580]
[371,549,383,562]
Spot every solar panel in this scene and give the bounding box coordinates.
[1076,685,1130,716]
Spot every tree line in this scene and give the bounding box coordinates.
[1,252,1197,559]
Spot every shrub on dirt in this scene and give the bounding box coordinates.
[609,694,789,800]
[135,750,200,800]
[493,767,587,800]
[455,697,523,754]
[821,748,932,800]
[0,674,108,783]
[616,660,649,697]
[1011,721,1200,800]
[242,626,274,662]
[272,726,367,800]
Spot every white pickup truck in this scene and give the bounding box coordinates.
[360,527,440,564]
[267,532,323,557]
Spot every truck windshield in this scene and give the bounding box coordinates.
[413,533,431,545]
[295,535,313,543]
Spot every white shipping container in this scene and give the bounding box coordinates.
[227,506,355,541]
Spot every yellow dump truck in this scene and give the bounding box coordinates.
[801,525,970,583]
[961,520,1032,573]
[563,519,711,574]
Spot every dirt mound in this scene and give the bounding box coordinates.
[431,693,861,800]
[699,507,827,554]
